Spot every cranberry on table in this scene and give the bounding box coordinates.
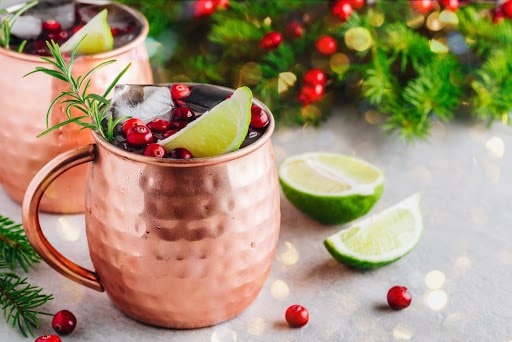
[143,143,166,158]
[52,309,77,335]
[122,118,145,134]
[35,335,61,342]
[250,105,270,129]
[285,304,309,328]
[126,125,153,147]
[168,147,194,159]
[170,84,191,100]
[387,286,412,310]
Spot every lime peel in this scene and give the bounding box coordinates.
[60,9,113,54]
[324,193,423,269]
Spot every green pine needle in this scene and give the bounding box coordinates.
[0,216,40,272]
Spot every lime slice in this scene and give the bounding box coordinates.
[158,86,252,158]
[278,152,384,225]
[324,193,423,269]
[60,9,113,54]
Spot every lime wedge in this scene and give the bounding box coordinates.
[324,193,423,269]
[278,152,384,225]
[60,9,113,54]
[158,86,252,158]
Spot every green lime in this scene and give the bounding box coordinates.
[324,193,423,269]
[158,86,252,158]
[60,9,113,54]
[278,152,384,225]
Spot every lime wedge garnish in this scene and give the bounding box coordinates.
[278,152,385,225]
[158,86,252,158]
[60,9,113,54]
[324,193,423,269]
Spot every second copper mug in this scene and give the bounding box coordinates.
[21,95,281,328]
[0,1,153,213]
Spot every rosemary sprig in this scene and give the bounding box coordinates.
[0,0,38,52]
[0,262,53,337]
[0,215,40,272]
[24,38,131,141]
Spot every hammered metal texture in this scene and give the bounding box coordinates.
[0,2,153,213]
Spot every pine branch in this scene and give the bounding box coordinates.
[0,263,53,337]
[0,216,40,272]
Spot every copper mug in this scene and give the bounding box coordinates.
[21,97,281,328]
[0,1,153,213]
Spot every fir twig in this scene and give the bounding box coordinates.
[0,216,40,272]
[0,263,53,337]
[24,39,131,141]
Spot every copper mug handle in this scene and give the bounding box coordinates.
[21,144,104,292]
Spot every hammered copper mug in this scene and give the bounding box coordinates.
[21,98,281,328]
[0,1,153,213]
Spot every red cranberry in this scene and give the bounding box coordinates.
[124,25,134,34]
[162,129,180,138]
[387,286,412,310]
[298,83,325,105]
[122,118,145,135]
[172,106,195,121]
[259,31,283,50]
[143,143,166,158]
[315,35,337,55]
[35,335,62,342]
[168,120,189,130]
[250,105,270,129]
[410,0,436,15]
[147,118,170,132]
[440,0,459,11]
[502,0,512,18]
[168,147,193,159]
[192,0,217,17]
[72,24,83,34]
[52,309,77,335]
[111,27,121,36]
[217,0,230,9]
[42,19,61,32]
[332,0,353,22]
[303,69,327,85]
[349,0,365,10]
[285,304,309,328]
[170,84,191,100]
[286,21,304,39]
[126,125,153,146]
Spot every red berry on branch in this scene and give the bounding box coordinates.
[192,0,217,17]
[259,31,284,50]
[303,69,327,86]
[316,35,337,55]
[52,309,77,335]
[350,0,365,10]
[298,83,325,106]
[217,0,230,9]
[502,0,512,19]
[285,304,309,328]
[410,0,436,15]
[387,286,412,310]
[332,0,353,22]
[440,0,459,11]
[493,8,506,23]
[286,21,304,39]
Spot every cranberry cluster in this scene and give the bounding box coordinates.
[116,84,270,159]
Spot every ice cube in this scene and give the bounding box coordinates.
[27,0,75,30]
[183,84,231,114]
[6,14,42,40]
[109,84,175,123]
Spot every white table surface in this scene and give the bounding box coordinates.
[2,104,512,341]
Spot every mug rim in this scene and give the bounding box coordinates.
[0,0,149,62]
[93,83,276,167]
